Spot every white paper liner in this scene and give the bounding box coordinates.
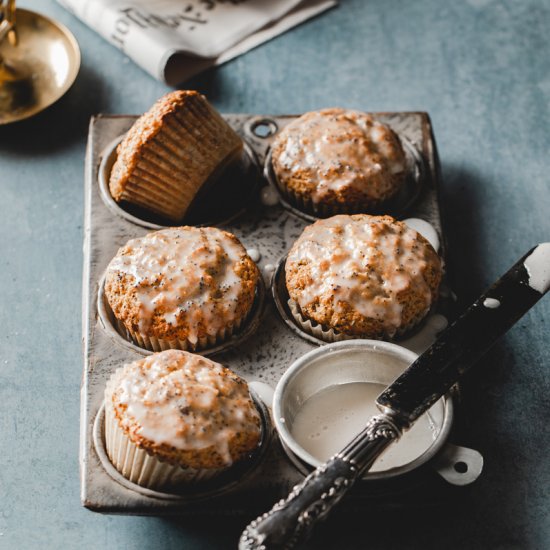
[288,298,351,343]
[117,316,244,353]
[288,298,429,342]
[104,397,226,489]
[107,278,264,353]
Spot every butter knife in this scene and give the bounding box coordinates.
[239,243,550,549]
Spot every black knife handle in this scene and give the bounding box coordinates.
[239,414,401,550]
[377,244,549,425]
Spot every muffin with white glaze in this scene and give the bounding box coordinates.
[285,214,442,340]
[271,108,407,216]
[104,350,262,489]
[104,226,260,352]
[109,90,243,223]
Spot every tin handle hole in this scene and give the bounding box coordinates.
[251,119,278,138]
[454,461,468,474]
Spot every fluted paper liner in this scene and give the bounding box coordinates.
[287,298,351,343]
[110,279,262,353]
[111,94,242,222]
[288,298,429,342]
[116,316,244,353]
[104,394,226,490]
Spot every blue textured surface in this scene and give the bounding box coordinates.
[0,0,548,548]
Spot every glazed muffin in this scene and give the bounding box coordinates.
[285,214,442,340]
[104,349,262,489]
[104,226,260,352]
[109,90,243,222]
[271,108,407,215]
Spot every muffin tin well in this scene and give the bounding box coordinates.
[92,391,272,501]
[96,273,266,357]
[82,112,478,515]
[264,135,425,223]
[98,135,261,229]
[271,248,444,347]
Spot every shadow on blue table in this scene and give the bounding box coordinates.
[0,59,107,155]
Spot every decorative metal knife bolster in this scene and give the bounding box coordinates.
[239,412,403,550]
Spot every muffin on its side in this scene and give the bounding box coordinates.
[271,108,407,215]
[285,214,442,340]
[104,349,262,489]
[109,90,243,222]
[104,226,260,352]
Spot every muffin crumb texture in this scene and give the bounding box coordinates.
[285,214,442,339]
[272,108,407,211]
[106,350,261,469]
[105,226,259,347]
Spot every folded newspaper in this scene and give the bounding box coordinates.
[58,0,337,85]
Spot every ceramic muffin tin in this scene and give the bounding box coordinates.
[81,112,481,515]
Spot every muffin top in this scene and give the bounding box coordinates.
[285,214,442,338]
[271,108,407,208]
[105,226,259,345]
[105,350,262,468]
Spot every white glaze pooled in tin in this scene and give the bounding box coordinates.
[106,227,255,344]
[106,350,261,465]
[524,243,550,294]
[260,185,280,206]
[249,380,275,408]
[290,382,439,472]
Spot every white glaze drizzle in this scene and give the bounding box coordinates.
[273,109,406,203]
[108,350,261,464]
[403,218,440,252]
[524,243,550,294]
[287,216,438,336]
[246,248,261,263]
[107,227,248,344]
[483,297,500,309]
[260,185,280,206]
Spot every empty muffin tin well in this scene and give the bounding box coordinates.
[82,112,470,515]
[98,135,261,229]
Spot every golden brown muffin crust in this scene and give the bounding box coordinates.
[108,91,242,222]
[106,350,262,469]
[285,214,442,339]
[271,108,407,212]
[105,226,259,345]
[110,91,201,199]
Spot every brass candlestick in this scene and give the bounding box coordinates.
[0,0,80,124]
